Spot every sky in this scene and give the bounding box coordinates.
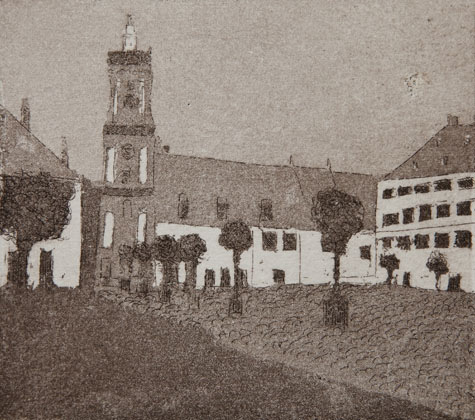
[0,0,473,180]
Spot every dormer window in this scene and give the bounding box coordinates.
[441,156,449,166]
[216,197,229,220]
[178,193,189,219]
[464,135,471,146]
[260,199,273,221]
[412,161,418,170]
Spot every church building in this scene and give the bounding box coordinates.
[95,16,378,290]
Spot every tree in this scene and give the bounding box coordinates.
[426,251,449,291]
[219,221,252,314]
[178,234,207,291]
[0,172,75,287]
[151,235,180,286]
[311,188,364,287]
[379,254,400,286]
[132,242,153,281]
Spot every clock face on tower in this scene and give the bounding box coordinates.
[121,144,134,160]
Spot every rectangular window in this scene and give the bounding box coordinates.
[457,201,471,216]
[113,79,120,115]
[434,179,452,191]
[434,232,449,248]
[139,147,147,184]
[458,177,473,189]
[419,204,432,222]
[396,236,411,251]
[262,231,277,251]
[283,232,297,251]
[382,237,393,249]
[137,212,146,243]
[455,230,472,248]
[414,183,430,194]
[139,79,145,114]
[437,204,450,218]
[382,188,394,199]
[360,245,371,260]
[383,213,399,226]
[178,193,189,219]
[260,199,273,221]
[403,208,414,224]
[414,234,429,249]
[216,197,229,220]
[103,212,114,248]
[105,147,116,183]
[398,186,412,196]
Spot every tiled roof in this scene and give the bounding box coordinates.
[386,120,475,181]
[150,153,378,231]
[0,105,77,179]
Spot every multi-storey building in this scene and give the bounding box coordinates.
[376,115,475,292]
[0,101,83,288]
[96,17,378,290]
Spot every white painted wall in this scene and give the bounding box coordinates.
[376,173,475,292]
[0,236,17,287]
[27,182,82,289]
[155,222,376,289]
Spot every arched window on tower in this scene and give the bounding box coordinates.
[139,79,145,114]
[105,147,116,183]
[139,147,148,184]
[103,212,114,248]
[113,79,121,115]
[137,211,147,243]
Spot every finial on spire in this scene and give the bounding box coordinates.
[123,14,137,51]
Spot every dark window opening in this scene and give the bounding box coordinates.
[455,230,472,248]
[414,183,430,194]
[398,186,412,196]
[262,231,277,251]
[458,177,473,189]
[441,156,449,166]
[283,232,297,251]
[414,234,429,249]
[382,188,394,199]
[419,205,432,222]
[220,268,231,287]
[435,233,450,248]
[396,236,411,251]
[447,275,461,292]
[273,269,285,284]
[383,213,399,226]
[360,245,371,260]
[434,179,452,191]
[403,272,411,287]
[382,237,393,249]
[216,197,229,220]
[403,208,414,224]
[178,193,189,219]
[457,201,471,216]
[260,199,273,221]
[437,204,450,218]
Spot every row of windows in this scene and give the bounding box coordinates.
[381,230,472,250]
[103,210,298,252]
[382,201,472,227]
[382,176,474,199]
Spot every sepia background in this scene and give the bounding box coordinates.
[0,0,473,180]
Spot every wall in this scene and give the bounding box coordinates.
[27,182,82,288]
[376,173,475,292]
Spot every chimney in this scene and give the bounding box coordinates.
[60,137,69,168]
[20,98,30,131]
[163,145,170,153]
[447,114,459,126]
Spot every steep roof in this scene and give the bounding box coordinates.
[386,118,475,180]
[151,153,377,231]
[0,105,77,179]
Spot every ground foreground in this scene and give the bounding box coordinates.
[99,283,475,419]
[0,288,459,420]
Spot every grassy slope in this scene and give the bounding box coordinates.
[99,283,474,419]
[0,289,456,420]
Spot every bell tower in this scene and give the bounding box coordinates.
[102,15,157,191]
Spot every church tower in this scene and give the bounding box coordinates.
[102,15,157,191]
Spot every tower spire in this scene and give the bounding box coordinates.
[123,14,137,51]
